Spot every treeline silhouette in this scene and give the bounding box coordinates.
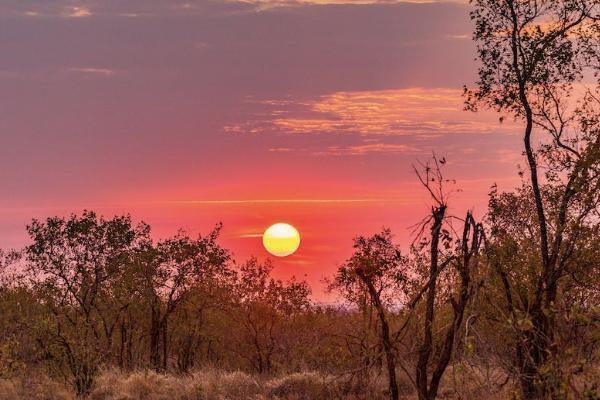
[0,153,598,399]
[2,1,600,399]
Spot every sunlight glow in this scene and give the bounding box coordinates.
[262,223,301,257]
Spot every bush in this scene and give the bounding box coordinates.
[88,369,263,400]
[266,371,386,400]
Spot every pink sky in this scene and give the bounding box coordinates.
[0,0,524,298]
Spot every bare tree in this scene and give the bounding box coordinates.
[410,158,483,400]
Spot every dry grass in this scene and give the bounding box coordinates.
[90,369,264,400]
[89,369,390,400]
[0,369,390,400]
[0,366,541,400]
[0,373,72,400]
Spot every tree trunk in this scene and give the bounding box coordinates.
[150,305,161,371]
[359,277,399,400]
[119,319,126,369]
[427,213,478,400]
[506,3,556,395]
[416,205,446,400]
[162,318,168,371]
[377,306,399,400]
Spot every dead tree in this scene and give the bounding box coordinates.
[412,157,484,400]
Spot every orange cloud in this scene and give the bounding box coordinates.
[314,143,420,156]
[228,87,516,138]
[64,6,92,17]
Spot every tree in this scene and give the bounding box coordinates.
[331,229,407,400]
[230,258,311,374]
[0,250,37,378]
[330,157,484,400]
[133,225,231,371]
[24,211,149,396]
[409,159,483,400]
[466,1,600,397]
[170,268,234,373]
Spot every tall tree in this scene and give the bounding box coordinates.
[466,1,600,397]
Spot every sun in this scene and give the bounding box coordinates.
[262,223,301,257]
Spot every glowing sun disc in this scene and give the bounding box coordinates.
[262,223,300,257]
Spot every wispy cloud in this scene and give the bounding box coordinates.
[446,33,470,39]
[21,5,94,18]
[233,0,465,10]
[236,232,264,238]
[314,142,421,156]
[227,88,515,138]
[67,67,116,76]
[64,6,92,17]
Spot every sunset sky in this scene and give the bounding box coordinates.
[0,0,525,298]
